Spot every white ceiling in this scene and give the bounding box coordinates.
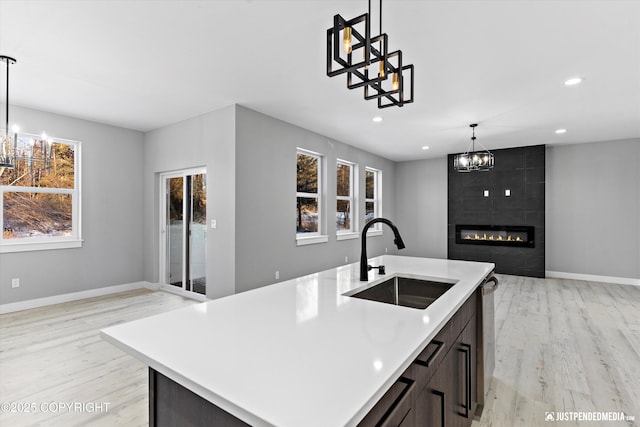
[1,0,639,161]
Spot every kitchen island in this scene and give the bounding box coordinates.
[101,255,494,426]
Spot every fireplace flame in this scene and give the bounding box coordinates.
[464,233,523,242]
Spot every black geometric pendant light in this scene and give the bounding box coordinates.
[327,0,414,108]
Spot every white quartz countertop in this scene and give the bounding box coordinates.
[101,255,494,427]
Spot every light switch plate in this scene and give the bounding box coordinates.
[211,219,217,229]
[505,189,511,197]
[483,190,489,197]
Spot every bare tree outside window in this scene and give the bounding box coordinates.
[1,134,78,242]
[296,151,320,234]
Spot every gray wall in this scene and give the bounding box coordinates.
[395,157,448,259]
[0,106,145,304]
[396,138,640,281]
[4,105,636,306]
[142,105,236,300]
[546,138,640,280]
[234,106,398,293]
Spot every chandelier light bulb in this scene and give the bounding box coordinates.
[363,49,369,70]
[343,27,352,54]
[392,72,399,91]
[379,60,385,79]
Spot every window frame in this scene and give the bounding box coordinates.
[365,167,382,235]
[0,132,82,253]
[336,159,358,240]
[296,148,327,246]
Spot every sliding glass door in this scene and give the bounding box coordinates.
[161,168,207,296]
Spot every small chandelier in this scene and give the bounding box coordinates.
[453,124,495,172]
[1,55,17,176]
[326,0,414,108]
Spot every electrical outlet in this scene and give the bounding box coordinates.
[345,256,348,263]
[12,278,20,288]
[385,247,388,253]
[275,271,280,280]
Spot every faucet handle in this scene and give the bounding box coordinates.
[367,265,386,275]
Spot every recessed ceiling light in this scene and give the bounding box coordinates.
[555,129,567,134]
[421,146,430,150]
[372,116,383,123]
[564,77,583,86]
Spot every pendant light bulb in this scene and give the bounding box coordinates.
[392,72,399,90]
[343,27,352,54]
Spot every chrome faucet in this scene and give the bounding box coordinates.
[360,218,406,281]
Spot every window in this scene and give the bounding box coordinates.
[336,160,358,240]
[365,167,381,232]
[0,132,81,253]
[296,149,327,245]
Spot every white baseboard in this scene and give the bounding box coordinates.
[159,283,208,301]
[545,271,640,287]
[0,281,156,314]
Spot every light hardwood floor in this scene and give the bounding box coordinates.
[0,277,638,426]
[473,275,639,427]
[0,289,198,427]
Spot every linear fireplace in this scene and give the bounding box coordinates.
[455,225,535,248]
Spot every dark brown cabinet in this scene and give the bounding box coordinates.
[456,312,477,424]
[359,288,480,427]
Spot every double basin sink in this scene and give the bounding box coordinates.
[345,275,456,309]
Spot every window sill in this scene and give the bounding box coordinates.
[337,232,359,241]
[296,235,329,246]
[366,229,383,237]
[0,239,83,254]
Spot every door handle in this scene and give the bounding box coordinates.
[458,343,472,418]
[415,340,444,368]
[482,275,499,295]
[432,389,446,427]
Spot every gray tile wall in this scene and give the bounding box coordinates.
[447,145,545,277]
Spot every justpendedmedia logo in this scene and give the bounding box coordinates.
[544,411,635,422]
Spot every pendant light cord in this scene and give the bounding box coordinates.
[379,0,383,51]
[472,126,476,152]
[4,58,8,138]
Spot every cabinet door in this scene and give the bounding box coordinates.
[358,376,416,427]
[455,314,478,426]
[412,353,451,427]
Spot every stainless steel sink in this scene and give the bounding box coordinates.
[346,275,456,309]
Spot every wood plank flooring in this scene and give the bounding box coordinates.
[0,276,638,426]
[0,289,198,427]
[473,275,640,427]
